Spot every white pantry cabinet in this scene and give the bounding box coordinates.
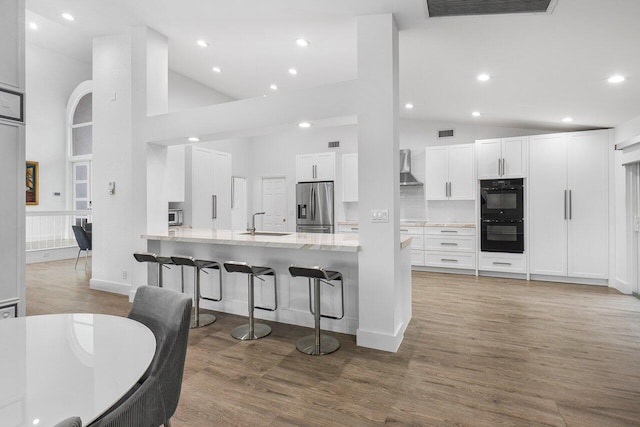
[425,144,475,200]
[342,153,358,202]
[529,130,609,280]
[296,152,335,182]
[189,147,232,229]
[477,137,527,179]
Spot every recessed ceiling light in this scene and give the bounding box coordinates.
[270,84,278,90]
[562,117,574,123]
[296,38,310,47]
[28,22,38,30]
[477,73,491,82]
[298,122,311,128]
[212,67,221,73]
[188,137,200,142]
[288,68,298,75]
[472,111,481,117]
[404,103,414,109]
[608,75,626,84]
[196,40,209,48]
[61,13,74,21]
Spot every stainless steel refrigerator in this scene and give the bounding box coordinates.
[296,181,335,233]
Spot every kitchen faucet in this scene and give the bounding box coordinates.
[247,212,266,235]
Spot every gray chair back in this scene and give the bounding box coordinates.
[72,225,92,251]
[88,286,192,427]
[54,417,82,427]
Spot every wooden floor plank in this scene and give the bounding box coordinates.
[25,260,640,426]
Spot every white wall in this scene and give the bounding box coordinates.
[168,70,234,112]
[25,43,91,211]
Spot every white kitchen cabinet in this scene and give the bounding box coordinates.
[424,226,476,270]
[529,130,609,280]
[479,252,526,274]
[342,153,358,202]
[164,145,185,202]
[400,226,425,266]
[425,144,475,200]
[190,147,232,229]
[477,137,526,179]
[337,224,359,234]
[296,152,335,182]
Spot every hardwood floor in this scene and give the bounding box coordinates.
[26,260,640,426]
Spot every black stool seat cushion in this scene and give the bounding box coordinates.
[195,260,221,269]
[289,266,341,280]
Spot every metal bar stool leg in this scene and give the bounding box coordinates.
[230,273,271,340]
[191,265,216,328]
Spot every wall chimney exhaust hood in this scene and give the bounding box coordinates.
[400,149,423,187]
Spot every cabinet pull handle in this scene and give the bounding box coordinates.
[351,227,359,231]
[441,230,458,233]
[400,228,409,232]
[568,189,572,220]
[212,195,217,219]
[231,180,234,209]
[441,258,458,262]
[498,158,501,176]
[493,262,512,266]
[564,190,567,220]
[440,242,458,246]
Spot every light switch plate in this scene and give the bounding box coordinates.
[371,209,389,223]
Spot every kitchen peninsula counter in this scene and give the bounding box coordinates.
[142,228,412,351]
[144,228,412,251]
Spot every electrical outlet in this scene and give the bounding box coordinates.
[371,209,389,223]
[122,270,128,280]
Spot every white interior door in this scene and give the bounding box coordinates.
[262,177,287,231]
[231,177,247,231]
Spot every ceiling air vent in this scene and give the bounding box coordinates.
[328,141,340,149]
[438,129,455,138]
[426,0,555,18]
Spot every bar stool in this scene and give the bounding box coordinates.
[133,252,173,288]
[223,261,278,340]
[288,266,344,356]
[170,255,223,329]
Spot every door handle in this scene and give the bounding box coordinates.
[493,262,512,266]
[231,181,234,209]
[564,190,567,220]
[449,182,452,198]
[212,195,216,219]
[501,158,505,176]
[440,242,458,246]
[498,158,501,176]
[568,190,572,220]
[441,258,458,263]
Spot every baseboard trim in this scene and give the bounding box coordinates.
[413,266,475,275]
[89,279,131,296]
[529,274,608,286]
[26,247,80,264]
[611,278,632,295]
[356,321,407,353]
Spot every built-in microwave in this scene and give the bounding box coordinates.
[168,209,183,226]
[480,178,524,221]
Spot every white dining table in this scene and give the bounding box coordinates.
[0,313,156,427]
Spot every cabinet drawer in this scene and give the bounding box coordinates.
[337,224,359,234]
[425,252,475,269]
[479,252,526,273]
[425,226,475,236]
[425,235,474,252]
[399,226,424,235]
[411,250,425,266]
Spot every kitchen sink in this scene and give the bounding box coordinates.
[239,231,291,237]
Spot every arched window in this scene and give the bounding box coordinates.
[67,81,93,220]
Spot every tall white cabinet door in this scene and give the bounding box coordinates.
[212,151,232,229]
[566,132,609,279]
[529,134,568,276]
[191,147,215,228]
[0,123,20,303]
[342,153,358,202]
[314,152,335,181]
[501,137,527,178]
[425,146,448,200]
[448,144,474,200]
[476,139,502,179]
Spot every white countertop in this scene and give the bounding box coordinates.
[144,229,413,252]
[0,314,155,427]
[338,221,476,228]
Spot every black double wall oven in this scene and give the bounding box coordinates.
[480,178,524,253]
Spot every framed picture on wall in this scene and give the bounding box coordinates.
[0,87,24,122]
[26,161,38,205]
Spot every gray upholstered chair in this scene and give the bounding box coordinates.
[54,417,82,427]
[88,286,192,427]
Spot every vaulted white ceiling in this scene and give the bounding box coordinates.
[25,0,640,130]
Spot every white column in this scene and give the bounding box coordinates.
[356,14,406,351]
[0,0,25,316]
[91,27,168,296]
